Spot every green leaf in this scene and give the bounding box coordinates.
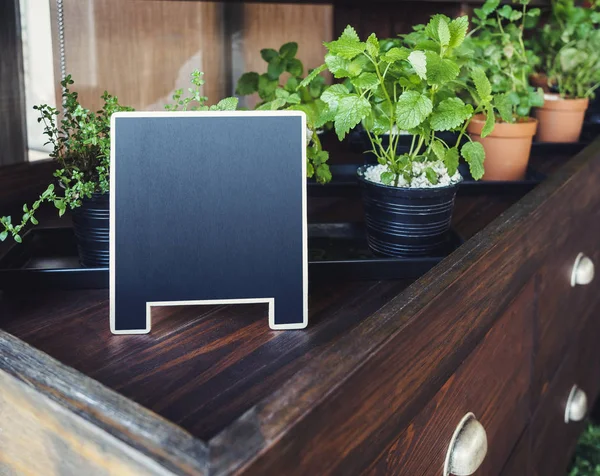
[472,68,492,102]
[529,88,545,107]
[299,64,327,88]
[494,93,514,123]
[325,25,366,60]
[279,42,298,59]
[438,17,451,47]
[444,147,459,176]
[286,93,301,104]
[481,0,500,15]
[448,16,469,49]
[321,83,349,112]
[316,163,332,184]
[0,231,8,241]
[258,74,278,100]
[380,171,395,185]
[481,105,495,138]
[425,167,439,185]
[333,95,371,140]
[275,88,290,99]
[30,216,39,225]
[527,7,540,17]
[497,5,513,19]
[395,91,433,130]
[325,54,352,78]
[351,72,379,90]
[235,72,259,96]
[366,33,380,58]
[509,10,523,21]
[14,234,22,244]
[425,51,459,85]
[431,140,446,161]
[257,98,287,110]
[307,161,315,178]
[286,58,303,77]
[430,97,473,131]
[260,48,279,63]
[408,50,427,80]
[381,47,409,63]
[462,141,485,180]
[267,57,286,80]
[214,97,238,111]
[424,14,450,44]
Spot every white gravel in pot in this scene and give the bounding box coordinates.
[361,161,463,188]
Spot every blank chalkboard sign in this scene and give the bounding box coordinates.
[110,112,307,334]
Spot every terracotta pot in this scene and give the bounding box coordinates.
[535,94,589,143]
[467,115,537,181]
[530,73,552,93]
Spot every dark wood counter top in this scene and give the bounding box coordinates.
[1,140,599,475]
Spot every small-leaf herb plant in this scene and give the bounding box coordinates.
[0,76,133,243]
[531,0,600,99]
[305,17,494,188]
[468,0,544,122]
[235,42,331,184]
[165,70,239,112]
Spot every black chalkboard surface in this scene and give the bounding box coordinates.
[110,112,307,334]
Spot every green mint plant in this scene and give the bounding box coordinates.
[235,42,327,109]
[165,70,238,111]
[469,0,544,122]
[531,0,600,99]
[304,18,494,187]
[1,75,132,243]
[235,42,331,184]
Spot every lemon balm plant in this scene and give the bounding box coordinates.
[466,0,544,179]
[0,76,132,266]
[235,43,331,184]
[303,17,495,256]
[530,0,600,142]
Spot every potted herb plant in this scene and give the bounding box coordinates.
[235,42,332,184]
[307,18,494,256]
[467,0,544,181]
[0,76,132,267]
[533,0,600,143]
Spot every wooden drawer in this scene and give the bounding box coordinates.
[531,302,600,476]
[534,204,600,406]
[499,428,531,476]
[366,281,534,476]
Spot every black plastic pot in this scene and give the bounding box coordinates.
[357,166,460,257]
[71,193,110,267]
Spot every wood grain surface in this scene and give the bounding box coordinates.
[0,140,599,474]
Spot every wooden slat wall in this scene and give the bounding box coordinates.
[0,0,27,166]
[240,3,333,108]
[50,0,226,112]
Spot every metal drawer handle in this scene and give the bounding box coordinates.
[571,253,595,287]
[565,385,588,423]
[444,413,488,476]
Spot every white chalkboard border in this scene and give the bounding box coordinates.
[109,111,308,334]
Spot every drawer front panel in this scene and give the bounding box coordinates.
[365,281,535,476]
[0,370,173,476]
[531,305,600,476]
[535,205,600,407]
[499,428,530,476]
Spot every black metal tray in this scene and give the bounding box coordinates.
[0,225,463,290]
[0,228,109,290]
[309,141,588,198]
[308,223,462,281]
[309,163,546,198]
